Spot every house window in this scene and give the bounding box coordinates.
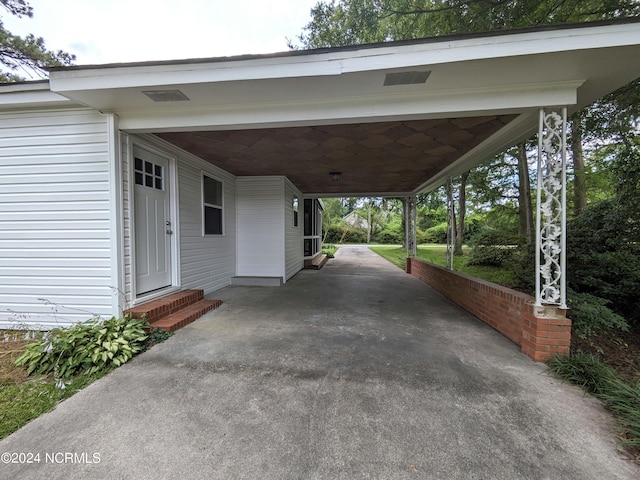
[134,157,163,190]
[203,174,223,235]
[293,196,299,227]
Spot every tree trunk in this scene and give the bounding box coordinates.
[571,114,587,215]
[454,173,468,255]
[516,143,534,246]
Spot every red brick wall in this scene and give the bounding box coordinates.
[406,257,570,362]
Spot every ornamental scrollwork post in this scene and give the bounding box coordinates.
[535,108,567,308]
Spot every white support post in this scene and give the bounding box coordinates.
[535,108,567,308]
[446,177,454,270]
[405,196,417,258]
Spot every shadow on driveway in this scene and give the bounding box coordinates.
[1,247,637,479]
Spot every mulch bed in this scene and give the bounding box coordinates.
[571,328,640,383]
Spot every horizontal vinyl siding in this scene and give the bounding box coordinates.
[284,180,303,281]
[0,109,112,328]
[178,155,236,293]
[236,177,284,278]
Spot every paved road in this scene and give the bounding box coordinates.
[1,246,637,479]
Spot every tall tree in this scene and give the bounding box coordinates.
[516,142,535,245]
[0,0,74,82]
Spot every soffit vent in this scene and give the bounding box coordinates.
[383,70,431,86]
[142,89,190,102]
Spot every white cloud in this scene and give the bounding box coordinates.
[1,0,318,65]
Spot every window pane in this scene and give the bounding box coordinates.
[145,175,153,187]
[203,176,222,206]
[135,172,143,185]
[155,164,162,177]
[134,157,143,172]
[145,161,153,174]
[204,206,222,235]
[155,177,163,190]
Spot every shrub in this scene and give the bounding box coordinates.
[324,224,367,244]
[424,222,448,243]
[373,228,402,244]
[549,353,640,448]
[567,199,640,324]
[467,245,515,267]
[567,290,629,339]
[15,316,148,380]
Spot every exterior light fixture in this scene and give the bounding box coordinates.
[329,171,341,181]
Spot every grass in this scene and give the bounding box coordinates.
[369,244,521,288]
[548,353,640,453]
[0,326,172,439]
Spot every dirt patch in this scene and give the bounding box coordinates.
[571,328,640,383]
[0,331,34,386]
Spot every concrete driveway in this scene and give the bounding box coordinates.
[1,246,637,479]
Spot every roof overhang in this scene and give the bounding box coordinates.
[24,19,640,194]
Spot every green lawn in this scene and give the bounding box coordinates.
[369,244,522,289]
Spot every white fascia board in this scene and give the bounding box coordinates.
[0,86,73,110]
[414,111,539,194]
[118,80,581,133]
[49,22,639,94]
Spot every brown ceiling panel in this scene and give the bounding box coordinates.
[157,115,516,195]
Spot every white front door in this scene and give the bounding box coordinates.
[133,146,172,295]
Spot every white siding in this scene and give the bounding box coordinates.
[284,179,303,281]
[121,135,237,301]
[177,149,236,294]
[0,108,112,329]
[236,177,284,278]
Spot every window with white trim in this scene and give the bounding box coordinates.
[203,174,223,235]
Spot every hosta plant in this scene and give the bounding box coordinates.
[15,316,148,380]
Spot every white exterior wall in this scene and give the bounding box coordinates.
[121,134,237,304]
[236,177,285,279]
[284,179,303,281]
[176,145,237,294]
[0,108,113,328]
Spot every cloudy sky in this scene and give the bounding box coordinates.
[2,0,319,75]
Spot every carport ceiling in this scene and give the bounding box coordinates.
[157,115,515,195]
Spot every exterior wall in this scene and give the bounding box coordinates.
[0,108,113,328]
[406,257,571,362]
[284,179,303,281]
[236,177,285,279]
[121,134,237,304]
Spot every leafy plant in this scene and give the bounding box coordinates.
[15,316,148,380]
[467,245,515,267]
[549,353,640,448]
[567,290,629,339]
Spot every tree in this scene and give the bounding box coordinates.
[0,0,74,82]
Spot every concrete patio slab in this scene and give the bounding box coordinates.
[1,246,637,479]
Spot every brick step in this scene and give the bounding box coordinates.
[149,299,222,332]
[125,290,204,324]
[305,254,328,270]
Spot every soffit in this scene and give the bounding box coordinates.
[157,115,516,195]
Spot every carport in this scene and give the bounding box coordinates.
[45,18,640,360]
[2,245,639,479]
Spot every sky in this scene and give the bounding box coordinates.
[2,0,319,77]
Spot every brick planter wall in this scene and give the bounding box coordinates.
[406,257,571,362]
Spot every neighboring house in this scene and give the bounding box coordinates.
[1,19,640,329]
[343,211,370,231]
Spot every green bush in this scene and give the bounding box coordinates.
[567,199,640,324]
[373,228,403,244]
[424,222,448,243]
[467,245,515,267]
[549,353,640,448]
[567,290,629,339]
[15,316,148,380]
[324,224,367,244]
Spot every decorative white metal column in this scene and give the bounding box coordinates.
[405,196,417,258]
[445,177,455,270]
[535,108,568,309]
